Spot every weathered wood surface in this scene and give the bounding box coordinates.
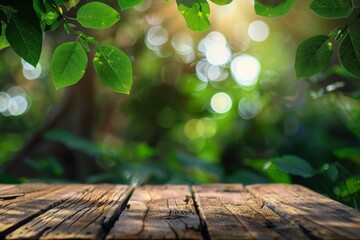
[248,184,360,239]
[193,184,309,240]
[5,185,132,240]
[0,183,359,240]
[107,185,201,239]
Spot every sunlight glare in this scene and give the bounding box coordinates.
[196,60,228,82]
[7,86,26,97]
[248,21,269,42]
[211,92,232,114]
[146,25,168,49]
[172,32,194,55]
[231,54,261,88]
[7,96,28,116]
[23,64,42,80]
[199,32,231,66]
[172,32,195,63]
[0,92,10,112]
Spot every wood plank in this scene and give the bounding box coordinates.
[0,185,15,192]
[106,185,202,240]
[247,184,360,239]
[0,184,89,238]
[193,184,310,240]
[6,184,132,240]
[0,183,50,196]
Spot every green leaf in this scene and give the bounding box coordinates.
[51,41,88,89]
[93,45,132,94]
[44,129,102,157]
[334,148,360,159]
[0,22,9,51]
[272,155,315,177]
[244,158,291,183]
[33,0,47,18]
[176,0,210,32]
[295,35,333,78]
[79,37,90,52]
[210,0,233,5]
[254,0,295,17]
[310,0,353,19]
[5,5,42,67]
[118,0,144,9]
[77,2,120,29]
[339,30,360,78]
[64,0,80,10]
[335,176,360,197]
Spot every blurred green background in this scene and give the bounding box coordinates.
[1,0,360,209]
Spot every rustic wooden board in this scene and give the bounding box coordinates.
[0,184,71,237]
[193,184,310,240]
[5,184,132,240]
[106,185,202,240]
[1,183,360,240]
[0,185,15,192]
[0,183,49,195]
[247,184,360,239]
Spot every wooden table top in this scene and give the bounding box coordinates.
[0,183,359,239]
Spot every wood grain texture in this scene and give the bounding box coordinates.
[0,185,15,192]
[247,184,360,239]
[6,184,132,240]
[0,184,71,237]
[106,185,202,240]
[0,183,50,196]
[193,184,310,240]
[1,184,360,240]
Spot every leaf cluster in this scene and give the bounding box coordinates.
[0,0,136,93]
[253,0,360,78]
[0,0,359,93]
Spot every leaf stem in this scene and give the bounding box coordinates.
[45,0,97,48]
[46,0,79,37]
[65,16,77,21]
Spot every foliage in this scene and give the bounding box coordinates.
[0,0,360,210]
[176,0,211,32]
[271,155,315,178]
[0,0,359,94]
[93,45,132,94]
[254,0,296,17]
[251,0,360,78]
[0,0,132,93]
[295,35,333,78]
[51,41,87,88]
[77,2,120,29]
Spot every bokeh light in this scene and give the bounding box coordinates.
[199,32,231,66]
[196,60,228,82]
[248,21,269,42]
[145,25,168,49]
[171,32,195,63]
[238,96,262,119]
[184,118,218,139]
[211,92,232,114]
[0,87,29,116]
[0,92,11,112]
[22,59,42,80]
[230,54,261,88]
[7,96,28,116]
